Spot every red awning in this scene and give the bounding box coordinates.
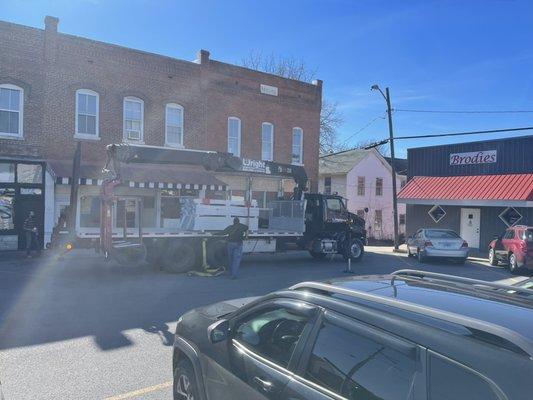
[398,174,533,206]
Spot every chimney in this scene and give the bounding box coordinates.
[197,49,210,65]
[44,15,59,33]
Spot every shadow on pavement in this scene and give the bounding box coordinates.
[0,247,518,352]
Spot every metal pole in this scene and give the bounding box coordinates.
[385,87,400,251]
[68,141,81,232]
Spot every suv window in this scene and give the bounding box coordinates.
[523,229,533,242]
[305,319,420,400]
[429,353,500,400]
[503,229,515,239]
[234,306,311,368]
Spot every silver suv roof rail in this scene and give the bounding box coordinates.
[290,281,533,357]
[392,269,533,297]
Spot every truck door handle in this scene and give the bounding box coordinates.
[253,376,276,392]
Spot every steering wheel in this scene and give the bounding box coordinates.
[270,319,300,348]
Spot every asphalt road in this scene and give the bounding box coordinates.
[0,247,524,400]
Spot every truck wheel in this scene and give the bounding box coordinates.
[344,238,364,262]
[509,253,521,274]
[207,240,228,268]
[111,244,147,267]
[162,241,197,273]
[174,359,200,400]
[309,250,327,260]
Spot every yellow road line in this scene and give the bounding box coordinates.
[104,381,172,400]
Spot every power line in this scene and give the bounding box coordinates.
[339,112,387,146]
[364,126,533,148]
[395,108,533,114]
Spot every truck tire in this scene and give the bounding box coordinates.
[111,244,147,268]
[162,241,197,273]
[344,238,364,262]
[207,240,228,268]
[309,250,327,260]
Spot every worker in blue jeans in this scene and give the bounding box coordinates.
[219,217,248,279]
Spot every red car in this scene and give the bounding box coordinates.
[489,225,533,273]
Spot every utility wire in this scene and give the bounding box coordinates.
[364,126,533,148]
[339,112,388,146]
[395,109,533,114]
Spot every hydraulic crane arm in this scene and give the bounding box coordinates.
[103,143,308,197]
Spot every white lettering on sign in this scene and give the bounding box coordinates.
[449,150,497,166]
[242,158,271,174]
[260,84,278,96]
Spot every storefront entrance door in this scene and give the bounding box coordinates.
[15,195,44,250]
[115,198,139,236]
[460,208,481,249]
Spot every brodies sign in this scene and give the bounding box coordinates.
[450,150,497,166]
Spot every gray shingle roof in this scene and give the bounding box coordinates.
[319,149,369,175]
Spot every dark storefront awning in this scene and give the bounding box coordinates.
[398,174,533,207]
[48,160,227,190]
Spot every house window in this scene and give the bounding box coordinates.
[357,176,365,196]
[374,209,383,230]
[292,127,303,164]
[75,89,99,138]
[399,213,406,225]
[165,103,184,147]
[227,117,241,156]
[324,176,331,194]
[375,177,383,196]
[0,84,23,137]
[261,122,274,161]
[123,97,144,142]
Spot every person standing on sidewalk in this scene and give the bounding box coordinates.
[219,217,248,279]
[23,211,40,257]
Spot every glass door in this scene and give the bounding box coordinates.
[115,198,139,236]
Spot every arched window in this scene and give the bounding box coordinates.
[0,84,23,138]
[261,122,274,161]
[75,89,99,138]
[228,117,241,156]
[123,97,144,142]
[292,127,303,164]
[165,103,184,147]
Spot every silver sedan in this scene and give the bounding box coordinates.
[407,229,469,264]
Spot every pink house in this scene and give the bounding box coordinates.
[319,149,407,241]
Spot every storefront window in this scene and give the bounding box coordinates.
[0,163,15,182]
[428,205,446,223]
[17,164,42,184]
[79,196,100,228]
[499,207,522,227]
[206,189,227,200]
[142,196,156,228]
[0,188,15,230]
[160,191,181,228]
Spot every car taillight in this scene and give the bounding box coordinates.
[461,241,469,248]
[424,241,433,247]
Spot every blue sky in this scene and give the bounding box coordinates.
[2,0,533,157]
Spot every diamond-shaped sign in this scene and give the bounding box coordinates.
[428,205,446,223]
[499,207,522,227]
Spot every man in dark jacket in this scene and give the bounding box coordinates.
[23,211,40,257]
[219,217,248,279]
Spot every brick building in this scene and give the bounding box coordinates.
[0,16,322,250]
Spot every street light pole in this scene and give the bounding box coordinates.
[371,85,399,250]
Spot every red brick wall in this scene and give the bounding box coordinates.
[0,17,321,189]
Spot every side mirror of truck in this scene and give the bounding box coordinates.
[208,319,230,344]
[493,234,502,241]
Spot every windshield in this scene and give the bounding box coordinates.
[426,230,460,239]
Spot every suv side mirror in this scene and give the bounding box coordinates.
[207,319,229,344]
[493,234,502,240]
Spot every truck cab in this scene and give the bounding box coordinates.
[303,193,366,260]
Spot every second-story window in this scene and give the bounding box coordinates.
[376,177,383,196]
[228,117,241,156]
[165,104,184,147]
[261,122,274,161]
[123,97,144,142]
[75,89,99,138]
[357,176,365,196]
[324,176,331,194]
[292,127,303,164]
[0,84,23,138]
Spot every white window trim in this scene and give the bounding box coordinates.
[0,83,23,139]
[292,127,304,165]
[165,103,184,148]
[227,117,241,157]
[261,122,274,161]
[123,96,144,143]
[74,89,100,140]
